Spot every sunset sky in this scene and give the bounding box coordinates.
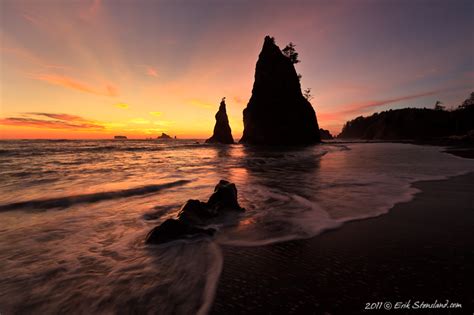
[1,0,473,139]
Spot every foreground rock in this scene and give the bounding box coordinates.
[240,36,321,145]
[178,180,244,224]
[206,98,234,144]
[146,180,244,244]
[145,219,215,244]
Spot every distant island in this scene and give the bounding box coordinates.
[338,92,474,142]
[114,135,127,140]
[157,132,173,140]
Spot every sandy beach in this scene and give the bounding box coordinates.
[211,171,474,314]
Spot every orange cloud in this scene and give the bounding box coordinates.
[137,65,159,77]
[129,118,150,124]
[30,74,118,96]
[0,113,104,130]
[187,99,214,109]
[115,103,129,109]
[146,67,159,78]
[232,96,247,104]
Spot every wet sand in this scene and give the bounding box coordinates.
[211,172,474,314]
[445,148,474,159]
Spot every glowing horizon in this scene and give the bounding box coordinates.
[1,0,472,139]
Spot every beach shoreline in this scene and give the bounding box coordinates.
[323,139,474,160]
[211,172,474,314]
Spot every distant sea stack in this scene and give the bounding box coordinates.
[157,133,172,139]
[240,36,321,145]
[205,97,234,144]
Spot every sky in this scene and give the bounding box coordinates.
[0,0,473,139]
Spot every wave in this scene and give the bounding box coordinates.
[0,149,15,156]
[196,242,223,315]
[0,180,191,211]
[0,141,210,157]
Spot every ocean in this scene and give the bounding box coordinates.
[0,140,473,314]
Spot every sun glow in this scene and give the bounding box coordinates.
[1,1,471,139]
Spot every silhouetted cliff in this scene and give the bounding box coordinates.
[338,103,474,141]
[206,98,234,144]
[319,129,333,140]
[240,36,320,145]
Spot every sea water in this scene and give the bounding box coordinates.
[0,140,473,313]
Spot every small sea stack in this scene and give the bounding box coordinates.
[240,36,321,145]
[206,97,234,144]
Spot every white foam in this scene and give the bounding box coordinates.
[216,143,474,248]
[197,242,223,315]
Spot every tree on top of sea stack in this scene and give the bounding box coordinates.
[282,42,300,64]
[240,36,321,145]
[205,97,235,144]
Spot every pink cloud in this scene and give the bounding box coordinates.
[80,0,102,20]
[1,45,67,70]
[30,73,118,96]
[318,89,445,121]
[22,13,43,27]
[146,67,159,78]
[0,113,104,130]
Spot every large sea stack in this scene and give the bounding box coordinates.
[206,98,234,144]
[240,36,321,145]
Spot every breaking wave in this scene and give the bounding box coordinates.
[0,180,191,211]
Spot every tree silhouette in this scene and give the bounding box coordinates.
[434,100,445,111]
[459,92,474,109]
[303,88,313,101]
[282,42,300,64]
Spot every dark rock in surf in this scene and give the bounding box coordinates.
[177,199,211,224]
[145,180,244,244]
[178,180,244,225]
[205,98,234,144]
[240,36,321,145]
[207,180,243,212]
[319,128,333,140]
[145,219,215,244]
